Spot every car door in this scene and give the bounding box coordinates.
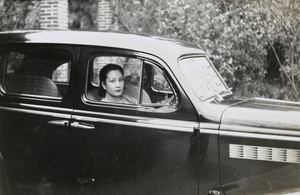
[0,44,78,195]
[69,46,201,194]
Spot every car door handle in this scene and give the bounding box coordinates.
[48,120,69,126]
[70,122,95,130]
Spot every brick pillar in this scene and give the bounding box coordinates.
[98,0,118,31]
[40,0,68,29]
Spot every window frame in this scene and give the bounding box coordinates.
[179,55,231,102]
[84,53,179,109]
[142,60,178,107]
[0,44,74,101]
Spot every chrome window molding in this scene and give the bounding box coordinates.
[221,124,300,137]
[220,130,300,142]
[0,106,72,119]
[72,113,198,133]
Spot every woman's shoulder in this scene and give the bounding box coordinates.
[121,94,138,104]
[101,98,109,102]
[101,95,137,104]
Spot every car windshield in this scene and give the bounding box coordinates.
[179,56,229,101]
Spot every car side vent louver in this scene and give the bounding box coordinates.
[229,144,300,164]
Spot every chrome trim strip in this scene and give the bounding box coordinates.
[19,103,72,112]
[0,106,72,119]
[200,122,219,130]
[221,130,300,142]
[72,114,197,133]
[254,97,300,105]
[254,102,300,110]
[1,91,63,101]
[74,109,149,121]
[221,124,300,137]
[229,144,300,164]
[200,128,219,135]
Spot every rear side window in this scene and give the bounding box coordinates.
[2,49,71,98]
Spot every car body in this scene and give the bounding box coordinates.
[0,30,300,195]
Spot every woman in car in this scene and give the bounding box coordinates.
[99,64,137,104]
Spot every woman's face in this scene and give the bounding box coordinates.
[102,69,124,97]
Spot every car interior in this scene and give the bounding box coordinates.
[3,50,70,98]
[86,55,175,106]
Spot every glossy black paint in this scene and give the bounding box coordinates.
[67,45,203,194]
[214,97,300,194]
[0,43,79,194]
[219,136,300,194]
[0,110,71,194]
[0,30,299,195]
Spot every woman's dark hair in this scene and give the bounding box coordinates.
[98,64,124,97]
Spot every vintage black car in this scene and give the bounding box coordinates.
[0,30,300,195]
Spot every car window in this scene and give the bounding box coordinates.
[179,57,228,101]
[142,61,176,106]
[86,56,143,103]
[91,56,142,86]
[86,56,176,107]
[2,50,71,98]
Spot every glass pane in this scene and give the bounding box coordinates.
[3,50,71,97]
[152,67,172,93]
[179,57,228,101]
[52,62,70,83]
[142,62,175,105]
[88,56,143,104]
[92,56,142,86]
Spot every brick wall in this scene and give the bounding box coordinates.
[2,0,116,31]
[98,0,117,31]
[40,0,68,29]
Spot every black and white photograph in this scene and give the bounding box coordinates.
[0,0,299,194]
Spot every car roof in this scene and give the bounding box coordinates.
[0,30,205,60]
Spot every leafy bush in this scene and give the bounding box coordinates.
[115,0,300,101]
[0,0,39,31]
[1,0,299,101]
[69,0,98,30]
